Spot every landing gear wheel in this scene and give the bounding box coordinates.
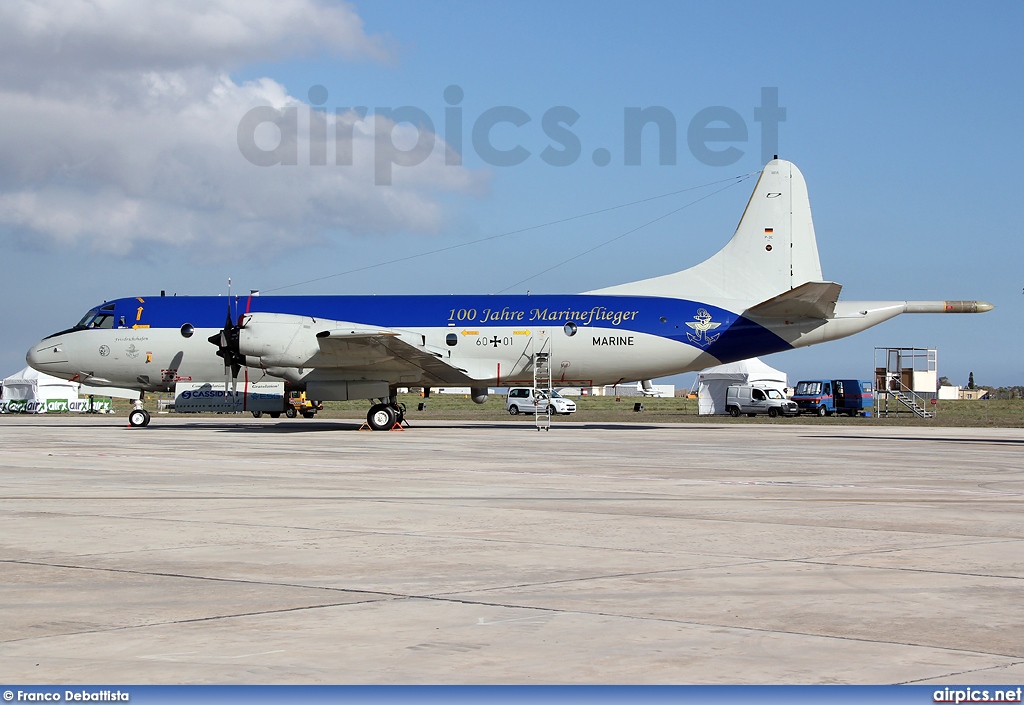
[285,407,297,418]
[128,409,150,427]
[302,411,315,419]
[816,406,827,417]
[508,404,520,416]
[367,403,397,431]
[729,407,740,418]
[251,411,263,418]
[269,412,281,419]
[768,407,779,418]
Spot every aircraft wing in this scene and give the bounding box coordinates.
[316,329,477,385]
[743,281,843,320]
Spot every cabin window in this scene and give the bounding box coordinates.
[446,333,457,346]
[180,323,195,338]
[563,321,577,336]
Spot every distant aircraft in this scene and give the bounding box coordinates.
[26,159,992,427]
[638,380,663,398]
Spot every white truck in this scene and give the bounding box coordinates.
[725,384,798,418]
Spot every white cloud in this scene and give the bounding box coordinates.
[0,0,391,84]
[0,1,485,260]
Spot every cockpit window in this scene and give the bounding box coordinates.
[75,309,114,329]
[77,309,99,327]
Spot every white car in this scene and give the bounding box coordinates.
[506,388,577,415]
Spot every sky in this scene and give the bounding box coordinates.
[2,0,1021,388]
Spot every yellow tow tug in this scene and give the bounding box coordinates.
[251,391,323,419]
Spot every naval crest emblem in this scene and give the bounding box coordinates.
[685,308,722,347]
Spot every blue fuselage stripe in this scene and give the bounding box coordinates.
[88,294,793,364]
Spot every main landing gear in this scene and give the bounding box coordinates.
[366,398,407,431]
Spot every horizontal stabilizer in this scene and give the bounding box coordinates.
[744,281,843,320]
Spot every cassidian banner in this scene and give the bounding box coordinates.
[0,398,112,414]
[173,381,285,414]
[0,685,1022,704]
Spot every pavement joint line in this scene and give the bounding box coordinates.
[8,556,1023,662]
[811,536,1024,561]
[6,495,1023,501]
[7,504,1022,549]
[0,598,407,646]
[423,559,777,597]
[15,582,1018,665]
[786,555,1024,581]
[12,508,1015,564]
[21,449,1024,496]
[420,550,1024,597]
[800,435,1024,446]
[24,536,1024,576]
[895,659,1024,684]
[0,558,414,599]
[409,594,1024,661]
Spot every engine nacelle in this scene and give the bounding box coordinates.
[237,313,322,368]
[471,387,489,404]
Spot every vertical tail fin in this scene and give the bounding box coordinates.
[589,159,824,304]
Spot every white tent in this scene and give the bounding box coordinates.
[2,366,79,413]
[697,358,788,415]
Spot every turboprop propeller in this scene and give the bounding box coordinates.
[208,307,246,382]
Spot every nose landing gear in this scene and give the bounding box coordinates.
[128,402,151,427]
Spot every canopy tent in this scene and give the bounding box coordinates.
[697,358,788,415]
[2,366,78,412]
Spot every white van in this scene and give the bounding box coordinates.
[506,388,577,415]
[725,384,798,418]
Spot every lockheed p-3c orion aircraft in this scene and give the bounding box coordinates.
[26,160,992,427]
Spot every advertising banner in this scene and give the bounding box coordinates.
[173,381,285,413]
[0,399,112,414]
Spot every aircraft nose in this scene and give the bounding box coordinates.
[27,337,70,369]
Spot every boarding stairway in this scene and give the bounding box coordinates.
[890,388,934,418]
[533,337,552,431]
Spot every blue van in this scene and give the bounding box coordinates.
[791,379,874,416]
